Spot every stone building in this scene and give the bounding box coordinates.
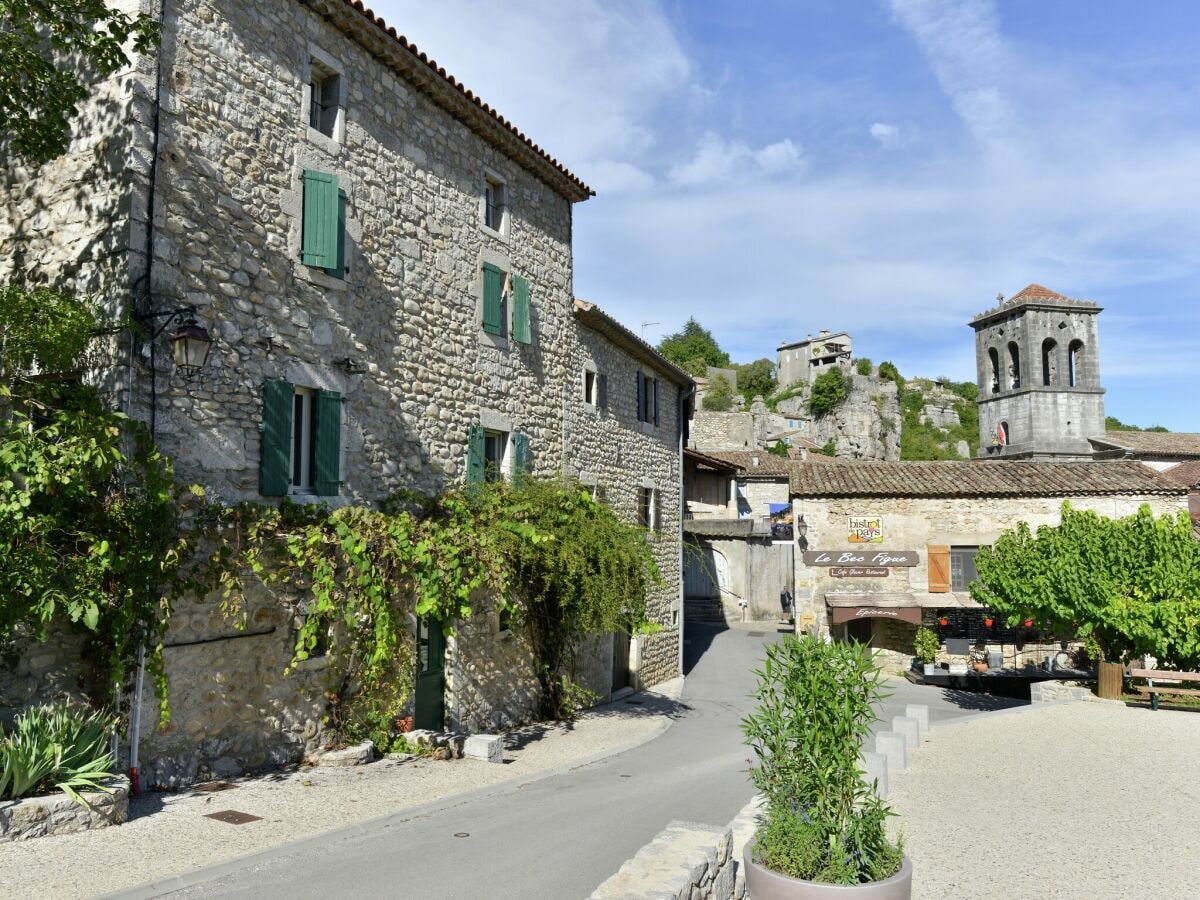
[777,329,854,388]
[971,284,1105,459]
[789,460,1188,671]
[0,1,686,785]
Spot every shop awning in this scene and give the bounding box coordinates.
[824,591,982,626]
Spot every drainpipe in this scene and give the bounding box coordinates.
[677,382,696,678]
[127,0,170,798]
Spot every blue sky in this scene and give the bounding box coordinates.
[375,0,1199,429]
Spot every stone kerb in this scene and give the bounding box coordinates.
[0,776,130,842]
[590,820,735,900]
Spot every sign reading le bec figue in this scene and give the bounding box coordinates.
[801,550,919,567]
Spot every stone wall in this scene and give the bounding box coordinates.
[447,600,541,732]
[738,479,788,518]
[590,820,735,900]
[794,491,1190,634]
[0,776,130,843]
[567,322,685,690]
[685,536,793,622]
[691,411,755,451]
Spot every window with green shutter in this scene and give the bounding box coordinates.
[482,264,504,335]
[467,425,486,484]
[314,390,342,496]
[260,379,293,496]
[302,170,340,270]
[512,275,531,344]
[512,431,530,481]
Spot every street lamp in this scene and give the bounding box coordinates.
[136,306,213,374]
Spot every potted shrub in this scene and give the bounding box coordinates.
[913,625,940,676]
[742,636,911,898]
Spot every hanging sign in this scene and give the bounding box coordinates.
[830,606,922,625]
[802,550,919,567]
[847,517,883,544]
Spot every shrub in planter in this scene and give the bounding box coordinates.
[742,637,906,892]
[0,703,116,807]
[912,626,940,667]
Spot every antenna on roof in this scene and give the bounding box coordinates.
[641,321,659,340]
[996,292,1005,304]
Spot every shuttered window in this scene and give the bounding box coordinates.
[652,377,660,427]
[927,545,951,593]
[302,170,340,269]
[597,373,608,410]
[467,425,486,485]
[636,370,646,422]
[260,380,293,496]
[513,431,530,481]
[314,390,342,496]
[259,379,342,497]
[482,264,504,335]
[511,275,531,344]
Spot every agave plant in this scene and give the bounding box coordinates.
[0,703,117,807]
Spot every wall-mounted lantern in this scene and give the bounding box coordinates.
[136,305,213,374]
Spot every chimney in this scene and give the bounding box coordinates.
[751,454,760,467]
[787,446,800,460]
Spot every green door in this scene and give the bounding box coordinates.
[414,617,446,730]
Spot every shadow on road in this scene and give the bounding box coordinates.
[503,692,695,751]
[935,688,1028,711]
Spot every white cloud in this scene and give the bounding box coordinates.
[668,133,806,187]
[869,122,900,147]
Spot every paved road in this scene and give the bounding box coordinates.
[145,624,1021,899]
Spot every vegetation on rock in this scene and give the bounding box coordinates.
[808,368,849,418]
[656,318,730,377]
[701,373,735,411]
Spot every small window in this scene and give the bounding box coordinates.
[484,429,508,482]
[309,61,342,139]
[639,487,659,531]
[950,546,980,591]
[636,371,660,424]
[484,176,507,234]
[291,388,317,492]
[584,370,597,406]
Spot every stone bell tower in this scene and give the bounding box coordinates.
[969,284,1105,460]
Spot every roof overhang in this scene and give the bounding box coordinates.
[574,300,694,387]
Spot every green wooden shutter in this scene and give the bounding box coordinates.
[512,275,531,344]
[326,189,348,279]
[482,264,503,335]
[467,425,485,484]
[513,431,530,482]
[260,379,292,496]
[302,170,339,268]
[597,373,608,410]
[653,378,661,427]
[636,371,645,422]
[314,390,342,496]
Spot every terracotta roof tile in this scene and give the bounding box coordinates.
[333,1,593,200]
[1009,283,1069,302]
[702,450,794,477]
[1160,460,1200,489]
[789,460,1184,498]
[1091,431,1200,459]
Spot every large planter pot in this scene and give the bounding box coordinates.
[1097,661,1124,699]
[743,847,913,899]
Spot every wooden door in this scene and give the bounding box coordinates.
[414,617,446,730]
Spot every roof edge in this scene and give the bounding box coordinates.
[574,300,694,387]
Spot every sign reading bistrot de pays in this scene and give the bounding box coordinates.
[802,550,919,567]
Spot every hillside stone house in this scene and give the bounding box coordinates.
[789,460,1189,670]
[0,0,686,786]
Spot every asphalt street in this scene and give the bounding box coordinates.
[137,623,1022,900]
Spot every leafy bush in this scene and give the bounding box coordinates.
[855,358,873,376]
[0,704,116,806]
[913,626,940,664]
[743,637,902,885]
[734,358,777,400]
[702,374,735,411]
[808,368,848,418]
[817,439,838,457]
[877,361,904,389]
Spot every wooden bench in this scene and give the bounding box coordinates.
[1128,668,1200,710]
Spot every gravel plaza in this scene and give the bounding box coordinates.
[888,698,1200,900]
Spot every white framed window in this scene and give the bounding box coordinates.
[639,486,659,531]
[584,369,597,406]
[290,387,317,493]
[484,429,509,482]
[305,52,345,143]
[482,171,509,237]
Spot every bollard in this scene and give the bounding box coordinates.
[905,703,929,738]
[892,716,919,751]
[875,731,906,769]
[859,750,889,798]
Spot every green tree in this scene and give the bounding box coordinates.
[1,0,159,165]
[657,318,730,373]
[855,357,873,376]
[972,504,1200,666]
[734,358,776,400]
[701,373,735,411]
[1106,415,1168,433]
[877,361,904,390]
[808,368,848,418]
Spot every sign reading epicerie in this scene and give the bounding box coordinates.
[802,550,919,567]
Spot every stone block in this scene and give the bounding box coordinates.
[875,731,906,770]
[859,750,889,798]
[892,716,919,751]
[310,740,373,767]
[904,703,929,737]
[463,734,503,763]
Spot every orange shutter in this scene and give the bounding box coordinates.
[927,545,951,593]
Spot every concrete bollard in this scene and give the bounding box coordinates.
[905,703,929,739]
[875,731,906,770]
[859,751,889,798]
[463,734,504,763]
[892,716,919,751]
